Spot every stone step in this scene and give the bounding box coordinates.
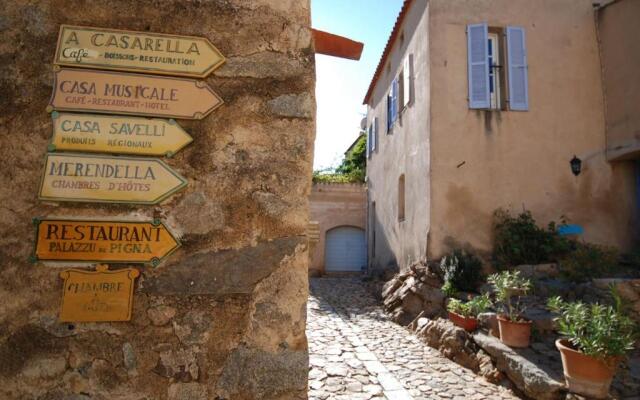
[472,332,566,400]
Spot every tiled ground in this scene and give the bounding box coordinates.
[307,277,521,400]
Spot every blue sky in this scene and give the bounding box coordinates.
[312,0,403,170]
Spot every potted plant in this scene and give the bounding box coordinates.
[447,294,492,332]
[547,295,636,399]
[487,271,532,347]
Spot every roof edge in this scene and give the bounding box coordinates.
[362,0,414,105]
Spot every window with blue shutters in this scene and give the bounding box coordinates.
[467,24,529,111]
[386,78,400,134]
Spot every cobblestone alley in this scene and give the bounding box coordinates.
[307,278,520,400]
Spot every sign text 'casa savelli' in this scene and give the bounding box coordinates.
[54,25,225,78]
[38,153,187,204]
[34,218,180,264]
[50,112,193,157]
[59,265,140,322]
[48,68,223,119]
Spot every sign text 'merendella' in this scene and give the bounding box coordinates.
[50,112,192,157]
[39,153,187,204]
[54,25,225,78]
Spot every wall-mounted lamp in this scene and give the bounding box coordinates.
[570,155,582,176]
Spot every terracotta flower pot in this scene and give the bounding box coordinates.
[497,315,531,347]
[556,339,618,399]
[448,311,478,332]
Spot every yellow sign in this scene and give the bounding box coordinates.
[50,112,192,157]
[54,25,225,78]
[38,153,187,204]
[59,265,139,322]
[48,68,223,120]
[34,218,180,265]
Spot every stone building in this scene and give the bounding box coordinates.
[309,183,367,275]
[364,0,639,273]
[0,1,317,399]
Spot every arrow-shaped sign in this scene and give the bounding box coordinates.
[49,112,193,157]
[48,68,223,120]
[33,218,180,265]
[54,25,225,78]
[38,153,187,204]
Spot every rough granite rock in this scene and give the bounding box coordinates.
[0,1,315,399]
[473,332,565,400]
[381,262,446,325]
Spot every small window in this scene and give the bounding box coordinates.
[487,32,503,109]
[398,174,405,222]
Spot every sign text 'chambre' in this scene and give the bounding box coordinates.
[48,68,223,119]
[59,265,140,322]
[54,25,225,78]
[50,112,193,156]
[39,153,187,204]
[34,218,180,265]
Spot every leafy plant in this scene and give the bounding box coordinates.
[439,249,483,293]
[488,270,532,322]
[493,209,572,269]
[547,294,636,360]
[441,281,456,297]
[447,294,492,318]
[559,242,620,283]
[335,135,366,178]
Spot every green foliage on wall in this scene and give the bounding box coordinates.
[313,135,366,183]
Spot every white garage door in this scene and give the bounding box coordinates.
[325,226,366,272]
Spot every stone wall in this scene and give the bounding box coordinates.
[0,1,315,399]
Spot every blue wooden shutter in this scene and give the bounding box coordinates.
[373,118,378,151]
[507,26,529,111]
[467,23,490,109]
[386,93,392,133]
[392,79,399,122]
[366,124,371,159]
[403,55,412,108]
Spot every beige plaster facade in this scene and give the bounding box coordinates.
[366,0,638,272]
[309,183,367,275]
[598,0,640,161]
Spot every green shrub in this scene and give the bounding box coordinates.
[312,171,364,184]
[547,295,636,359]
[447,294,492,318]
[440,249,483,293]
[493,209,572,269]
[488,270,532,322]
[559,242,619,282]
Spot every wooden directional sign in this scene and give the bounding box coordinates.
[59,265,140,322]
[54,25,225,78]
[50,112,193,157]
[34,218,180,265]
[48,68,223,119]
[38,153,187,204]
